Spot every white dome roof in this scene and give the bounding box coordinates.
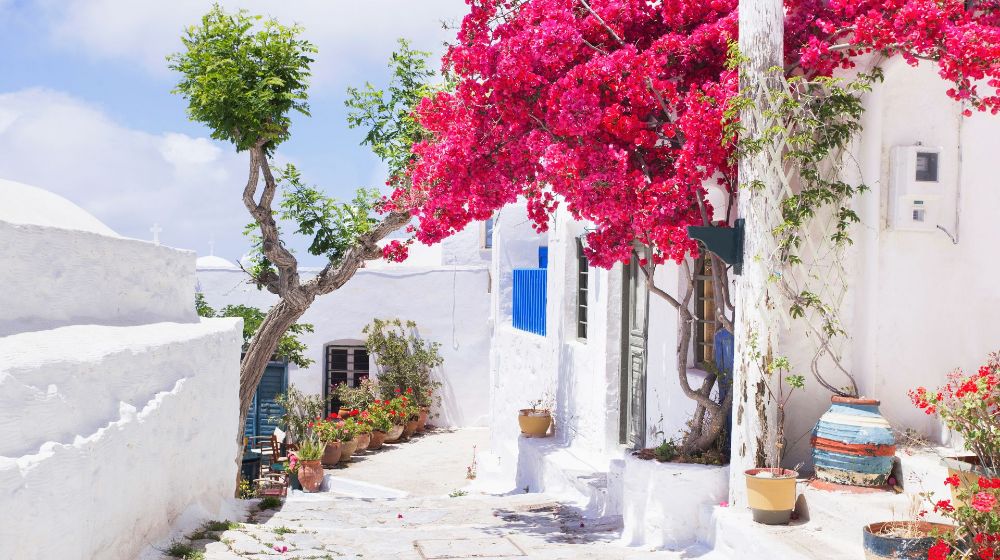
[196,255,239,270]
[0,178,118,237]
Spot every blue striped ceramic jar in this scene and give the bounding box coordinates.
[811,397,896,487]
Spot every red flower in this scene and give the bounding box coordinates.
[350,409,360,417]
[972,491,997,513]
[394,388,401,394]
[406,388,414,394]
[945,474,962,487]
[934,499,955,513]
[980,477,1000,489]
[928,540,949,560]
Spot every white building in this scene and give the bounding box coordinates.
[0,180,243,560]
[195,222,494,431]
[481,58,1000,552]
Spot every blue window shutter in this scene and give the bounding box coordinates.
[513,268,547,336]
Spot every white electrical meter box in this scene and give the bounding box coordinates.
[889,145,944,232]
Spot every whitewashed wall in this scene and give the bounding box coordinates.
[0,180,197,337]
[197,224,493,427]
[775,59,1000,468]
[0,181,243,560]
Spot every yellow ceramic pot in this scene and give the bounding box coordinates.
[518,409,552,438]
[745,468,798,525]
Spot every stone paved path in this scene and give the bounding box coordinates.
[181,428,686,559]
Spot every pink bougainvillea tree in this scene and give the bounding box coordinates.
[386,0,1000,455]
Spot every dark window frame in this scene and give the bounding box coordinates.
[693,251,720,369]
[576,238,589,340]
[323,345,370,413]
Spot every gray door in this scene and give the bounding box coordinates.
[620,254,649,449]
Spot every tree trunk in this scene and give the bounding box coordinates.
[730,0,784,506]
[233,293,314,485]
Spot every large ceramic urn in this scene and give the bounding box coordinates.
[811,396,895,487]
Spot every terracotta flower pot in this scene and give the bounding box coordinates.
[339,439,358,463]
[298,460,324,493]
[369,430,387,450]
[811,396,895,487]
[384,425,404,443]
[863,521,955,560]
[321,441,342,467]
[354,433,371,453]
[338,407,350,418]
[402,419,419,439]
[416,407,430,432]
[745,468,799,525]
[518,409,552,438]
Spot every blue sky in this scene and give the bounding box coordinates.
[0,0,467,265]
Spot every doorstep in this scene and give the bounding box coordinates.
[511,436,620,521]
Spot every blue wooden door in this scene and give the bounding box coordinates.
[244,361,288,441]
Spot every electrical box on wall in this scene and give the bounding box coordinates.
[888,145,947,232]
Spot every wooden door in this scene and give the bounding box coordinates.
[620,255,649,449]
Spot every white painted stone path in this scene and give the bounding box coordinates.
[176,428,694,559]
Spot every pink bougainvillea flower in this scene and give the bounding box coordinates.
[719,501,729,507]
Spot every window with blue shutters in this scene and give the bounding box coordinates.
[512,246,548,336]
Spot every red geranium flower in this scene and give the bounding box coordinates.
[928,540,949,560]
[945,474,962,487]
[935,499,955,513]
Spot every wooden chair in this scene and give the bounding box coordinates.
[250,427,289,477]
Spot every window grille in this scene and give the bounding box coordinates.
[576,238,589,340]
[324,345,370,412]
[693,252,720,368]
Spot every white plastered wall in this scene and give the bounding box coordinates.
[196,223,493,428]
[0,181,243,560]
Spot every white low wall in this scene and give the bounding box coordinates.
[0,319,243,560]
[0,220,197,337]
[612,456,728,550]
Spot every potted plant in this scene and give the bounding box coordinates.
[313,417,343,466]
[912,352,1000,506]
[908,351,999,560]
[287,452,302,491]
[518,396,553,438]
[744,356,803,525]
[351,411,372,452]
[862,497,954,559]
[296,437,326,493]
[275,385,329,446]
[398,390,421,440]
[334,419,360,463]
[364,318,444,422]
[383,397,407,443]
[365,404,393,449]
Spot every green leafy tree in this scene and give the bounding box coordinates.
[195,293,314,367]
[170,5,435,479]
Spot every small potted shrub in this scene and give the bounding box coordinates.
[350,410,372,452]
[313,417,343,466]
[364,404,393,449]
[909,351,999,559]
[287,452,302,491]
[398,390,421,439]
[296,437,326,493]
[329,418,359,463]
[518,397,553,438]
[862,497,954,559]
[744,356,803,525]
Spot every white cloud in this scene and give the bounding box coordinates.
[0,88,252,258]
[37,0,467,88]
